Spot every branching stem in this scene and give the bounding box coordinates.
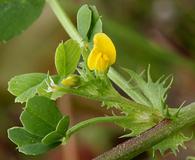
[47,0,195,159]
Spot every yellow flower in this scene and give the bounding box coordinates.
[61,75,80,87]
[87,33,116,73]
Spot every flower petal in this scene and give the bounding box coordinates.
[93,33,116,65]
[87,48,100,70]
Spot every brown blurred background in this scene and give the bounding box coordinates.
[1,0,195,159]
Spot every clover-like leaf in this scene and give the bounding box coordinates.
[8,96,70,155]
[0,0,45,42]
[20,96,63,137]
[8,73,47,103]
[55,39,81,77]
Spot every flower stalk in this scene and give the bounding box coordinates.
[66,116,130,139]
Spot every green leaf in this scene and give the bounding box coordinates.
[122,67,173,113]
[55,39,81,77]
[8,127,59,155]
[88,18,102,49]
[42,116,69,145]
[88,5,102,42]
[8,127,41,146]
[56,116,69,134]
[18,142,60,155]
[89,5,100,25]
[153,132,191,156]
[42,131,63,145]
[8,96,69,155]
[8,73,47,103]
[0,0,45,42]
[89,18,102,40]
[77,4,92,39]
[20,96,62,137]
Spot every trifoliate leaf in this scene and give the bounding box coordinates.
[20,96,63,137]
[8,73,47,103]
[8,96,70,155]
[55,39,81,77]
[153,132,191,156]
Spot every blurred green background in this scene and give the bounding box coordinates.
[1,0,195,159]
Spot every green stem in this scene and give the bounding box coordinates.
[93,103,195,160]
[58,86,161,119]
[46,0,83,46]
[66,116,128,138]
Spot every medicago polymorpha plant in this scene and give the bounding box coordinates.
[3,1,195,160]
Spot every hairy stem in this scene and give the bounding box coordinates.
[66,116,128,138]
[93,103,195,160]
[57,86,162,120]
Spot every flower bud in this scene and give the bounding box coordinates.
[61,75,80,87]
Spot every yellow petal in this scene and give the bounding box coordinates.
[93,33,116,65]
[87,48,100,70]
[95,53,109,72]
[87,33,116,73]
